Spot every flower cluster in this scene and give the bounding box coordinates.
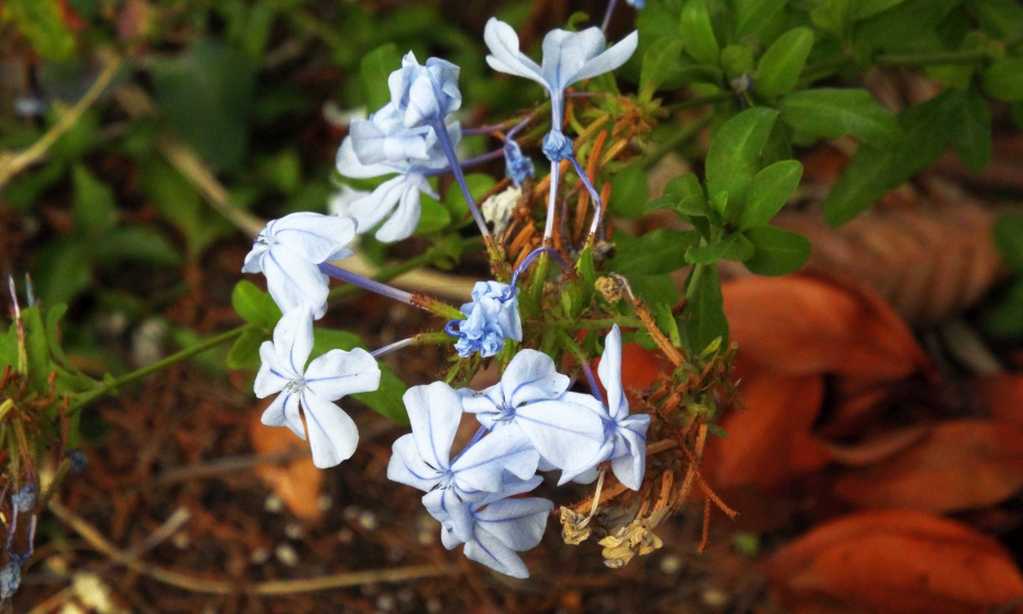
[242,11,648,579]
[388,326,648,577]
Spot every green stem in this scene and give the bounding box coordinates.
[876,48,990,67]
[69,325,253,412]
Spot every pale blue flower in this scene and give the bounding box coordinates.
[559,325,650,490]
[446,281,523,358]
[0,562,19,600]
[11,484,35,514]
[336,105,461,243]
[242,212,357,319]
[387,381,540,541]
[388,52,462,128]
[436,476,552,578]
[504,138,535,186]
[254,307,381,468]
[626,0,645,8]
[459,349,606,475]
[483,17,638,150]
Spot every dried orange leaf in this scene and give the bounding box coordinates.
[766,510,1023,613]
[833,420,1023,513]
[248,412,323,522]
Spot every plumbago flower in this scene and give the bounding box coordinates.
[445,281,523,358]
[336,106,460,243]
[483,18,637,160]
[560,325,650,489]
[242,213,356,318]
[459,349,606,476]
[438,476,552,579]
[387,381,540,541]
[255,307,381,468]
[387,52,462,129]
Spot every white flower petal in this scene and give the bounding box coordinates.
[304,348,381,401]
[514,398,605,472]
[336,136,396,179]
[301,389,359,468]
[262,247,329,318]
[464,528,530,579]
[475,497,552,551]
[483,18,548,90]
[540,27,606,90]
[271,307,315,375]
[374,175,425,243]
[261,390,305,440]
[272,212,357,263]
[387,434,441,491]
[569,30,638,86]
[254,340,290,398]
[403,382,463,471]
[451,426,539,492]
[350,176,406,235]
[598,325,627,419]
[500,349,571,407]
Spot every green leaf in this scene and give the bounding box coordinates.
[756,27,814,99]
[639,39,686,101]
[743,226,810,275]
[976,0,1023,38]
[356,366,409,426]
[739,159,803,229]
[152,39,255,171]
[5,0,75,60]
[72,164,118,237]
[34,240,92,306]
[686,233,755,264]
[948,89,992,172]
[735,0,788,39]
[993,213,1023,271]
[721,44,754,79]
[231,281,282,330]
[684,265,728,354]
[983,59,1023,102]
[21,306,52,393]
[780,88,901,147]
[360,44,402,110]
[705,107,779,211]
[823,92,955,225]
[983,278,1023,340]
[142,160,233,257]
[93,227,181,267]
[416,196,452,234]
[679,0,719,65]
[612,229,700,275]
[610,165,650,219]
[851,0,907,20]
[226,329,264,371]
[650,173,708,218]
[810,0,852,37]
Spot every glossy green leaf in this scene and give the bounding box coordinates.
[72,164,118,237]
[226,329,264,371]
[706,107,779,210]
[34,241,92,307]
[739,159,803,229]
[679,0,719,65]
[993,213,1023,271]
[735,0,788,39]
[612,229,700,275]
[231,281,281,331]
[780,88,901,146]
[851,0,907,20]
[684,265,728,354]
[93,227,181,267]
[361,44,402,110]
[983,59,1023,102]
[639,39,686,101]
[650,173,708,218]
[743,226,810,275]
[416,196,452,234]
[756,27,814,98]
[686,233,755,264]
[610,165,650,219]
[721,45,754,79]
[948,89,992,172]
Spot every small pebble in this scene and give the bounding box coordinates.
[316,495,333,511]
[702,588,728,608]
[659,553,681,575]
[376,594,396,612]
[357,510,378,530]
[426,598,443,613]
[285,523,304,540]
[172,532,190,549]
[264,495,283,513]
[343,505,360,522]
[337,528,355,544]
[275,544,299,567]
[250,548,270,564]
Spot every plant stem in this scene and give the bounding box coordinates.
[69,325,253,412]
[876,49,990,67]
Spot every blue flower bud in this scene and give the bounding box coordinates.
[0,562,20,600]
[542,130,573,162]
[503,139,535,186]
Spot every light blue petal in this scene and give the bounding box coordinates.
[483,18,548,90]
[610,426,647,491]
[500,349,571,407]
[254,340,290,398]
[423,489,475,543]
[403,382,463,470]
[451,426,539,492]
[300,389,359,468]
[260,390,305,440]
[349,176,406,234]
[514,398,605,471]
[262,247,329,318]
[475,497,552,551]
[570,31,638,86]
[336,136,397,179]
[374,174,426,243]
[598,324,627,419]
[271,212,357,263]
[464,529,530,579]
[304,348,380,401]
[540,27,606,91]
[272,307,315,375]
[386,434,441,491]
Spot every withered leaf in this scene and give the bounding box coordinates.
[765,510,1023,613]
[248,412,324,522]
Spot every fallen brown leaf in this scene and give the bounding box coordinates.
[705,370,829,490]
[723,275,928,381]
[833,420,1023,513]
[977,374,1023,427]
[248,412,324,522]
[765,509,1023,613]
[824,425,931,467]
